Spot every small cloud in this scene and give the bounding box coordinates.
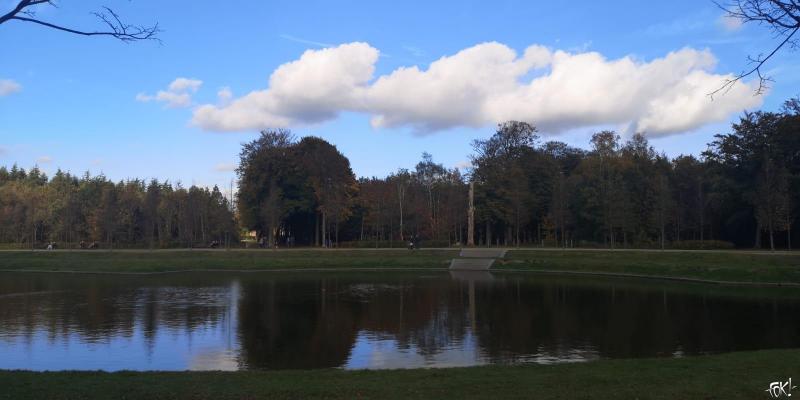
[137,77,203,108]
[91,158,103,166]
[0,79,21,96]
[454,161,471,170]
[168,78,203,92]
[214,162,237,172]
[36,156,52,164]
[0,146,7,156]
[719,14,743,32]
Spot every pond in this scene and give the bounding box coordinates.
[0,271,798,371]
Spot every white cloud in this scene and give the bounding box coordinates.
[0,79,21,96]
[193,42,379,131]
[137,77,203,108]
[719,14,743,32]
[454,161,471,170]
[191,41,762,137]
[168,78,203,92]
[214,162,237,172]
[36,156,52,164]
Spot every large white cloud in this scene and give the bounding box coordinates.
[191,42,762,137]
[0,79,21,96]
[193,42,379,131]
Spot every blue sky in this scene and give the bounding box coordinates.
[1,0,798,191]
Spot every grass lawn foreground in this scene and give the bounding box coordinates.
[0,349,797,399]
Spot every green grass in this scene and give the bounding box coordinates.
[0,248,799,284]
[0,249,458,273]
[502,249,800,284]
[1,349,797,399]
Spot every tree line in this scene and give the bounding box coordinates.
[237,98,799,250]
[1,97,797,250]
[0,168,237,248]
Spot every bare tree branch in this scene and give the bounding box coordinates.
[711,1,800,98]
[0,0,159,43]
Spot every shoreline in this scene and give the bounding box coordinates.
[0,247,798,255]
[2,266,800,288]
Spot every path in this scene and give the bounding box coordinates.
[449,248,508,270]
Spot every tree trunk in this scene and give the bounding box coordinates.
[321,211,327,248]
[398,186,404,241]
[467,182,474,246]
[609,225,614,249]
[769,223,775,251]
[755,223,761,249]
[315,212,320,247]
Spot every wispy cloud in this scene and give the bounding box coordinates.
[0,79,21,96]
[36,156,52,164]
[698,36,749,45]
[644,12,744,38]
[214,163,237,172]
[402,45,425,57]
[718,14,743,32]
[279,34,334,48]
[568,40,593,53]
[217,87,233,106]
[642,15,708,37]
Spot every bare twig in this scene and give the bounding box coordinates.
[710,1,800,98]
[0,0,159,43]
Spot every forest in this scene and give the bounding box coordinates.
[0,171,237,249]
[1,97,798,250]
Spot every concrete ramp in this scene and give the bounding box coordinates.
[449,270,494,281]
[449,258,496,270]
[459,248,508,258]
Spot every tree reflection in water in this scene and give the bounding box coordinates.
[0,272,799,371]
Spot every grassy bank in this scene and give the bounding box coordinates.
[0,248,798,284]
[502,249,800,284]
[0,249,458,273]
[1,349,797,399]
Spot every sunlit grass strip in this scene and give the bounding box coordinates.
[2,248,799,284]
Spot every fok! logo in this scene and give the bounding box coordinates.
[766,378,797,398]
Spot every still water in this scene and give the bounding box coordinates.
[0,271,798,371]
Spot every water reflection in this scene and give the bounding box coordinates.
[0,272,798,371]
